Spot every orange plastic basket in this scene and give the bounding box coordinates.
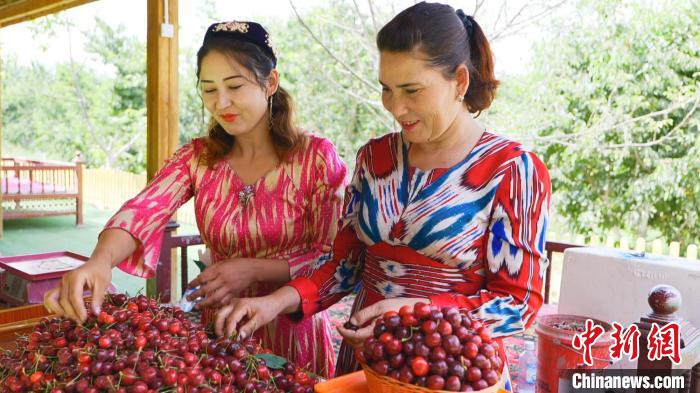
[362,364,507,393]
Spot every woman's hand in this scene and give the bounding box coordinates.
[336,298,427,348]
[214,286,301,339]
[214,296,279,339]
[43,257,113,323]
[187,258,258,308]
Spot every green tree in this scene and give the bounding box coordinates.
[3,15,147,172]
[489,0,700,245]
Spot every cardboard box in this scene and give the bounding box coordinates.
[0,251,88,306]
[558,247,700,328]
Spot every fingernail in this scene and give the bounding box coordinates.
[239,331,247,340]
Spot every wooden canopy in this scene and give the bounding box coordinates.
[0,0,95,27]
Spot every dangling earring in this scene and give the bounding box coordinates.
[268,95,274,129]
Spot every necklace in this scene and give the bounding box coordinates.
[239,184,255,207]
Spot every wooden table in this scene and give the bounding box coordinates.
[0,303,50,349]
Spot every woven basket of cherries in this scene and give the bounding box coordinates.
[354,302,506,393]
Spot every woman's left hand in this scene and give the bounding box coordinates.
[186,258,258,308]
[336,297,427,348]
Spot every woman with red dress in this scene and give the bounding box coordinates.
[44,20,345,378]
[218,3,551,386]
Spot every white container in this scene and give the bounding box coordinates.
[557,247,700,369]
[558,247,700,328]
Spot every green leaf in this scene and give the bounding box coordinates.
[255,353,288,370]
[193,260,207,272]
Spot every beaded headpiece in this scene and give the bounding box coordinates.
[203,21,277,67]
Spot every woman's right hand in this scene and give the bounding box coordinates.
[43,258,112,323]
[215,286,302,339]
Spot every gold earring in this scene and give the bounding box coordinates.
[268,95,274,128]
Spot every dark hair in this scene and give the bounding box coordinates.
[376,1,499,116]
[196,36,306,167]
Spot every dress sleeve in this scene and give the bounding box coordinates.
[429,151,551,338]
[102,141,199,278]
[286,146,369,317]
[287,138,348,279]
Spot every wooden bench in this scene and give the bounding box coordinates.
[1,154,84,226]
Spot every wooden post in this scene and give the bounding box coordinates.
[156,221,180,303]
[146,0,179,300]
[146,0,179,180]
[636,285,700,391]
[72,152,84,225]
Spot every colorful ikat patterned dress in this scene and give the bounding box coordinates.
[288,131,551,384]
[105,135,347,378]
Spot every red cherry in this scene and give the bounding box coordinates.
[162,369,178,386]
[398,305,413,317]
[478,326,493,343]
[421,320,437,334]
[410,356,429,377]
[257,365,271,380]
[134,336,147,350]
[398,366,414,384]
[383,311,399,320]
[480,343,496,358]
[484,369,500,386]
[401,313,419,327]
[473,379,489,390]
[413,302,432,319]
[98,336,111,348]
[466,366,482,382]
[386,339,402,355]
[471,320,483,331]
[371,360,390,376]
[378,332,394,345]
[53,337,67,348]
[426,375,445,390]
[463,341,479,359]
[425,332,442,348]
[437,320,453,336]
[469,334,483,346]
[168,321,181,335]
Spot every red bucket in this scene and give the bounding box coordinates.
[534,314,614,393]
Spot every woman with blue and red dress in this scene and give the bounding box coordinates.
[216,2,551,384]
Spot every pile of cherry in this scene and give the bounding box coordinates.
[0,294,316,393]
[358,303,502,392]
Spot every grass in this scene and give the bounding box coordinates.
[0,204,200,298]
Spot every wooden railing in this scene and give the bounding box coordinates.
[1,154,84,225]
[543,241,582,304]
[153,221,203,303]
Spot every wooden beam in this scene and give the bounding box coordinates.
[146,0,178,300]
[0,0,96,28]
